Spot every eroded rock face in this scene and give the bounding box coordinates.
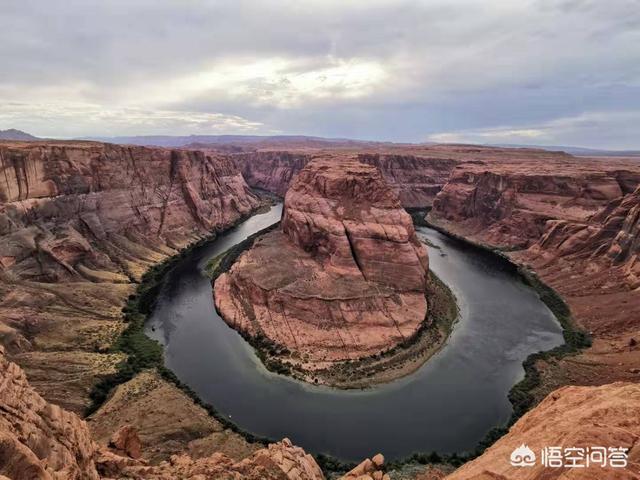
[430,162,640,249]
[235,151,458,208]
[445,382,640,480]
[215,160,429,368]
[357,153,457,208]
[530,185,640,290]
[0,344,326,480]
[0,345,100,479]
[428,155,640,425]
[0,141,261,412]
[0,141,260,282]
[281,159,429,290]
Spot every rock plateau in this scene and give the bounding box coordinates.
[215,159,430,369]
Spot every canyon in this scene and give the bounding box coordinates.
[426,153,640,407]
[0,138,639,479]
[214,159,433,382]
[0,140,266,463]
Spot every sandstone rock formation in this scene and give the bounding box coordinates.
[0,345,100,479]
[88,369,259,465]
[341,453,389,480]
[428,153,640,416]
[234,151,458,207]
[430,160,640,249]
[0,344,327,480]
[446,382,640,480]
[109,425,142,459]
[3,137,640,480]
[0,140,260,413]
[528,185,640,291]
[215,159,429,369]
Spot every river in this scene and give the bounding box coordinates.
[145,203,563,461]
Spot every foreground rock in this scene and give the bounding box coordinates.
[215,159,429,371]
[0,345,100,479]
[0,344,326,479]
[0,140,260,413]
[446,382,640,479]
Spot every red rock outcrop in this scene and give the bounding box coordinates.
[428,154,640,422]
[342,453,389,480]
[430,160,640,249]
[0,345,100,479]
[109,425,142,459]
[0,140,261,412]
[0,141,260,282]
[0,344,327,479]
[528,185,640,291]
[445,382,640,480]
[357,153,457,208]
[215,159,429,368]
[234,151,458,208]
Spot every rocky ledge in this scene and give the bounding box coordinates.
[214,159,431,376]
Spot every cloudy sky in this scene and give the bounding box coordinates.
[1,0,639,148]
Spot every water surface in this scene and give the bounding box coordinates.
[146,204,563,461]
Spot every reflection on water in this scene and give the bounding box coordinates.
[145,204,563,461]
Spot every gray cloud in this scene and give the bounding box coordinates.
[1,0,639,147]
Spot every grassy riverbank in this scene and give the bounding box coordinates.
[384,211,593,469]
[86,203,588,478]
[206,219,459,389]
[85,208,279,449]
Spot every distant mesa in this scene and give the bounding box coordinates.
[214,159,431,379]
[0,128,39,141]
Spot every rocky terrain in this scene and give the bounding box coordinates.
[2,339,636,479]
[0,140,266,460]
[232,144,591,210]
[215,159,432,377]
[427,154,640,406]
[0,344,330,479]
[234,151,458,207]
[1,138,640,479]
[430,156,640,249]
[447,382,640,479]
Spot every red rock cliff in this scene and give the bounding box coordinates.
[234,151,458,208]
[0,141,261,412]
[215,159,430,368]
[430,159,640,249]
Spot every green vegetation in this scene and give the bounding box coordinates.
[413,217,592,467]
[86,208,591,477]
[85,213,280,450]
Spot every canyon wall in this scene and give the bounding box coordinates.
[430,160,640,249]
[215,159,430,369]
[1,139,639,479]
[234,151,458,207]
[0,141,261,414]
[428,155,640,409]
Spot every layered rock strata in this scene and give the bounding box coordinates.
[430,159,640,249]
[446,382,640,480]
[234,151,458,207]
[215,159,429,368]
[0,140,260,414]
[0,344,327,479]
[428,156,640,407]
